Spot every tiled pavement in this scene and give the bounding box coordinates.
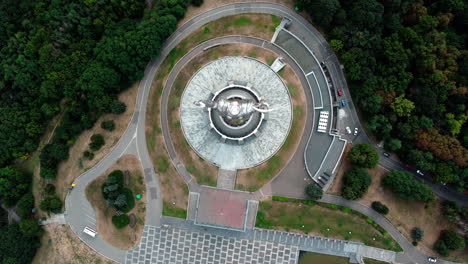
[124,217,396,264]
[125,224,298,264]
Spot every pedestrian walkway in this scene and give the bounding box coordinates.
[217,169,237,190]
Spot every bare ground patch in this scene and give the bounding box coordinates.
[85,155,146,250]
[358,167,466,261]
[33,223,114,264]
[52,83,139,203]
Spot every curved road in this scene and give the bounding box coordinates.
[64,2,464,264]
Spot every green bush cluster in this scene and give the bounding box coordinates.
[371,201,389,215]
[112,214,130,229]
[101,120,115,131]
[102,170,134,212]
[39,196,63,213]
[89,134,105,151]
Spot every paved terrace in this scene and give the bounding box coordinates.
[125,217,397,264]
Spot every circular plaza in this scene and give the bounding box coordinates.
[180,56,292,170]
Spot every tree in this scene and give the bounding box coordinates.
[89,134,105,151]
[112,214,130,229]
[441,201,467,223]
[330,39,343,53]
[17,193,34,217]
[44,184,55,195]
[367,115,392,139]
[0,166,30,206]
[0,224,40,264]
[371,201,389,215]
[305,184,323,200]
[382,170,434,202]
[19,219,43,237]
[435,230,465,255]
[349,0,384,31]
[348,144,379,168]
[391,96,415,117]
[110,100,126,114]
[39,196,62,213]
[411,227,424,241]
[101,120,115,131]
[385,138,402,152]
[296,0,340,28]
[342,168,372,200]
[360,94,382,115]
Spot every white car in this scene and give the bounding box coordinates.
[428,257,437,262]
[346,127,351,134]
[354,127,358,136]
[416,170,424,176]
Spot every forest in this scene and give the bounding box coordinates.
[296,0,468,192]
[0,0,191,263]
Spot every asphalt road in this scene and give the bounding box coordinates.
[63,2,465,264]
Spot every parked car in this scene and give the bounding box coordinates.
[346,127,351,134]
[354,127,358,136]
[428,257,437,263]
[416,170,424,176]
[341,99,346,107]
[383,152,390,157]
[337,88,343,96]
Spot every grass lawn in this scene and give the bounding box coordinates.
[298,252,350,264]
[363,258,388,264]
[257,199,402,252]
[162,201,187,219]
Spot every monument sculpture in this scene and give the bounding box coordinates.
[194,97,271,124]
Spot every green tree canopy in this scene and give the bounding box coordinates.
[382,170,434,202]
[305,184,323,200]
[0,167,30,207]
[348,144,379,168]
[342,167,372,200]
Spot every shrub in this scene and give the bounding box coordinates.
[371,201,389,215]
[101,120,115,131]
[44,184,56,195]
[191,0,203,7]
[439,230,465,250]
[110,101,126,114]
[83,150,94,160]
[411,227,424,241]
[112,214,130,229]
[89,134,105,151]
[119,188,135,213]
[347,143,379,168]
[39,196,62,213]
[17,193,34,217]
[305,184,323,200]
[342,167,372,200]
[383,170,434,202]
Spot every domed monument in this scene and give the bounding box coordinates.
[180,56,292,170]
